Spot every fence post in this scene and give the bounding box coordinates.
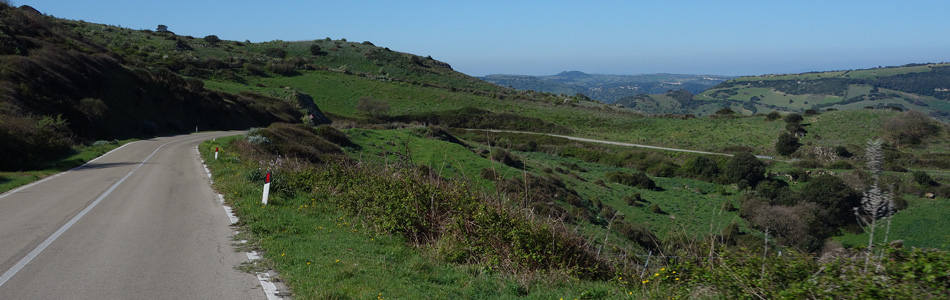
[262,172,271,205]
[640,251,652,279]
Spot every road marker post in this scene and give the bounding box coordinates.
[214,147,219,160]
[262,172,271,205]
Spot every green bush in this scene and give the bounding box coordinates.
[775,132,801,156]
[724,152,766,187]
[0,114,73,170]
[828,160,854,170]
[682,155,720,179]
[912,170,935,186]
[263,47,287,58]
[605,171,656,190]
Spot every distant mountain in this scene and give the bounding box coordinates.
[480,71,734,103]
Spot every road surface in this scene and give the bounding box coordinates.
[0,132,265,299]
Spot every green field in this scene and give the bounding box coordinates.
[836,196,950,249]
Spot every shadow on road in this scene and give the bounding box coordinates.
[74,162,148,171]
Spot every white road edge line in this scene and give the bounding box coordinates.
[0,141,138,200]
[0,140,168,288]
[197,146,281,300]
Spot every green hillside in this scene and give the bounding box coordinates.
[4,3,950,298]
[689,63,950,120]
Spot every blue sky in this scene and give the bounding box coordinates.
[20,0,950,76]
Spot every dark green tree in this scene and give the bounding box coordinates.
[203,35,221,46]
[263,48,287,58]
[724,152,766,188]
[766,111,781,121]
[309,44,322,56]
[784,113,803,124]
[775,132,801,156]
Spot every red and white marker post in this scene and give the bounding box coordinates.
[262,172,272,205]
[214,147,219,160]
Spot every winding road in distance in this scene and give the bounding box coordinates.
[468,129,781,161]
[0,132,266,299]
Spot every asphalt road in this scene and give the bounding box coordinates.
[0,132,264,299]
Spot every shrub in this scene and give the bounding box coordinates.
[883,110,942,147]
[203,34,221,46]
[646,160,679,177]
[724,152,766,187]
[490,148,522,168]
[259,123,341,163]
[775,132,801,156]
[834,145,852,158]
[263,47,287,58]
[267,62,297,76]
[623,193,643,206]
[605,171,656,190]
[784,113,803,124]
[683,155,720,179]
[615,221,661,251]
[715,107,735,115]
[356,97,390,119]
[765,111,781,121]
[308,44,322,56]
[827,160,854,170]
[912,170,935,186]
[0,114,72,170]
[649,203,665,214]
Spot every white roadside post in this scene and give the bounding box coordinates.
[214,147,219,160]
[262,172,271,205]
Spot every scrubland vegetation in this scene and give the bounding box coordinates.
[3,3,950,298]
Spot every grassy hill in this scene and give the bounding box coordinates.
[481,71,732,103]
[5,4,950,298]
[689,63,950,120]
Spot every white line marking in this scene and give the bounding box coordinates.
[199,146,283,299]
[0,140,168,287]
[257,272,281,300]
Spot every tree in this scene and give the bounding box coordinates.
[765,111,781,121]
[775,132,801,156]
[783,113,803,124]
[715,107,735,115]
[724,152,766,188]
[684,155,719,178]
[883,110,941,148]
[156,24,168,32]
[203,35,221,46]
[263,48,287,58]
[356,97,390,119]
[309,44,322,56]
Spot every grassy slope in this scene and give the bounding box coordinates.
[200,136,631,299]
[693,63,950,116]
[344,129,747,243]
[836,196,950,249]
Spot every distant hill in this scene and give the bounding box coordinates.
[480,71,733,103]
[683,63,950,120]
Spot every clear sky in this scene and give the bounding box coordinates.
[19,0,950,77]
